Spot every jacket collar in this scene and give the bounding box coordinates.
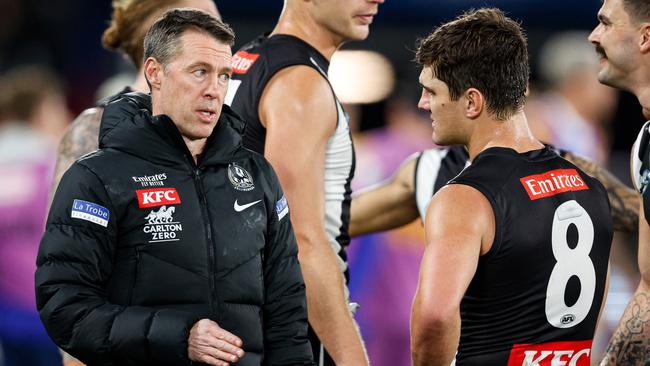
[99,92,247,168]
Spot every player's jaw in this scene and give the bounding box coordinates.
[346,2,382,40]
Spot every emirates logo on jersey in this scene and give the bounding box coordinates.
[507,340,592,366]
[232,51,259,74]
[520,169,589,200]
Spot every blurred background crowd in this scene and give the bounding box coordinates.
[0,0,646,365]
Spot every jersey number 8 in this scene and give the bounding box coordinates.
[545,200,596,328]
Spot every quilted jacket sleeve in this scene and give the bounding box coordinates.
[261,165,315,366]
[36,163,197,365]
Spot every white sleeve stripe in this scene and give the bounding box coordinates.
[415,149,448,220]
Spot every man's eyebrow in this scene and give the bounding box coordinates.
[419,82,433,92]
[598,13,611,24]
[187,61,212,70]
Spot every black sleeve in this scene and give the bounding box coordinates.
[260,165,314,365]
[35,163,196,365]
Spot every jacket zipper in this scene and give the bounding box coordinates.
[192,167,219,317]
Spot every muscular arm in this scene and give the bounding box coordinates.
[260,66,367,365]
[350,155,420,236]
[51,107,102,194]
[563,151,639,233]
[599,200,650,366]
[411,184,493,366]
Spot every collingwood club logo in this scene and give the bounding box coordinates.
[143,205,183,243]
[228,163,254,191]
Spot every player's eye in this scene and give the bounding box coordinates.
[218,73,231,83]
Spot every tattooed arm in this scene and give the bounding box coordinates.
[600,200,650,366]
[563,151,640,233]
[51,107,103,195]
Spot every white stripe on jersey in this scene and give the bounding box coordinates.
[310,57,354,292]
[415,148,449,220]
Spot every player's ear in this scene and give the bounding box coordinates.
[640,22,650,54]
[144,57,163,90]
[464,88,483,119]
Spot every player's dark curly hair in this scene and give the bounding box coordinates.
[415,8,529,120]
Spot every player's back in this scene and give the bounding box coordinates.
[450,146,613,366]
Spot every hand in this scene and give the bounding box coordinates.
[188,319,245,366]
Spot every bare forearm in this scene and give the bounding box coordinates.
[599,280,650,365]
[350,158,419,237]
[350,191,419,236]
[411,312,459,366]
[564,152,639,233]
[298,238,368,365]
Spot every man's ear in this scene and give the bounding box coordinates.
[640,23,650,54]
[144,57,162,90]
[465,88,484,119]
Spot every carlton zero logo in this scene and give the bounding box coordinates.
[143,205,182,243]
[520,169,589,200]
[136,188,181,208]
[507,340,592,366]
[232,51,259,74]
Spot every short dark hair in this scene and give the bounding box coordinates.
[143,8,234,68]
[623,0,650,23]
[415,8,529,120]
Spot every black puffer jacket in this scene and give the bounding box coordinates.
[36,93,314,366]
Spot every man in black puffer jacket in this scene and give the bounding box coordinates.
[36,9,313,366]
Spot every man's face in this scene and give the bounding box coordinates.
[311,0,385,43]
[589,0,642,91]
[154,29,232,141]
[417,66,468,146]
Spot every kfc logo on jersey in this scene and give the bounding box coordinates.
[136,188,181,208]
[507,340,592,366]
[520,169,589,200]
[232,51,259,74]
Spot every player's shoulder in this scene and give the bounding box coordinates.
[450,146,543,197]
[453,147,518,180]
[237,34,315,67]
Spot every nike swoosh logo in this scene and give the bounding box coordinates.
[234,199,262,212]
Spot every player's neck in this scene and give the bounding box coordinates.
[466,111,543,161]
[627,59,650,115]
[636,86,650,118]
[271,11,341,60]
[182,136,207,165]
